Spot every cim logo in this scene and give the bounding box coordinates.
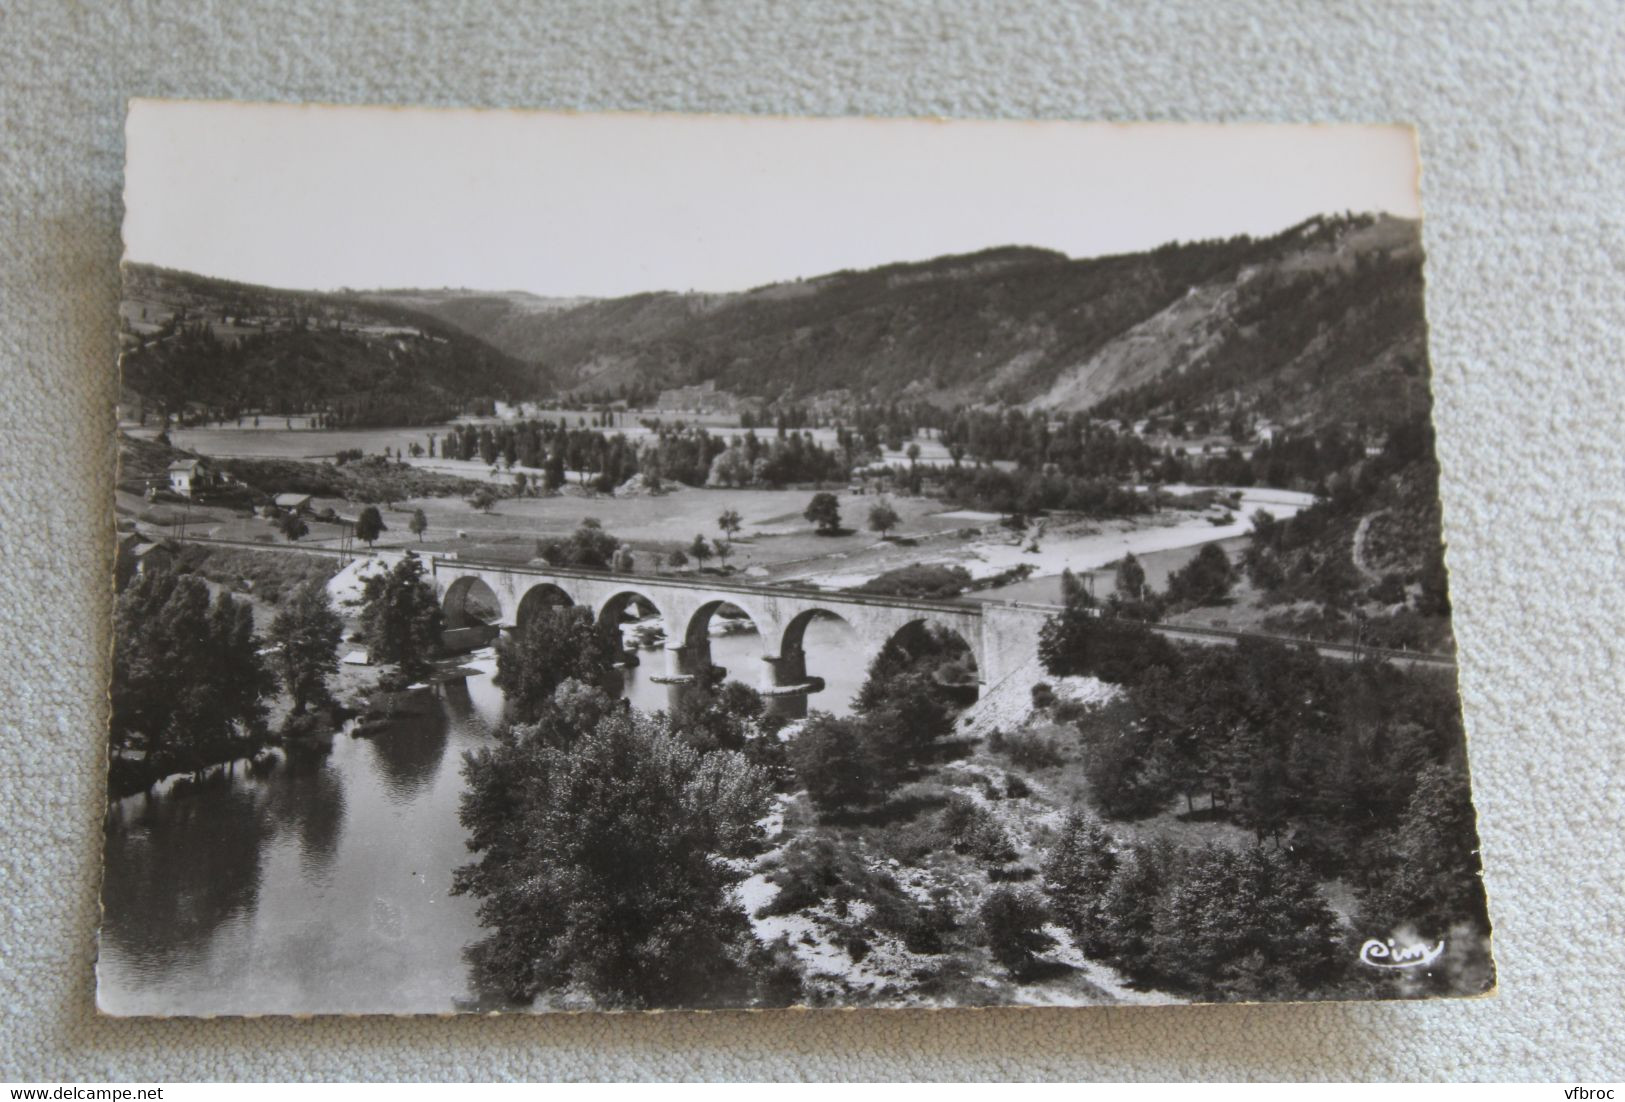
[1358,936,1445,970]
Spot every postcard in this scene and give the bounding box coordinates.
[100,101,1491,1014]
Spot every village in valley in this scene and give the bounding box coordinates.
[102,211,1489,1015]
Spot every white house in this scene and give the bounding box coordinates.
[274,492,314,513]
[167,459,206,497]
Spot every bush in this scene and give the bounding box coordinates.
[978,562,1038,590]
[874,816,945,864]
[852,563,974,599]
[897,901,957,955]
[1051,698,1093,724]
[995,731,1065,771]
[740,730,794,791]
[175,543,341,605]
[979,887,1055,977]
[788,713,887,811]
[536,518,619,569]
[939,795,1016,864]
[761,836,863,916]
[764,835,957,955]
[1030,682,1056,711]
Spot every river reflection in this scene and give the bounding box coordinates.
[98,620,862,1015]
[98,657,505,1015]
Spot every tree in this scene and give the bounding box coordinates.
[979,887,1056,978]
[493,605,618,724]
[1038,570,1101,676]
[1041,813,1119,955]
[1114,553,1146,601]
[905,442,921,466]
[1153,846,1343,1001]
[355,505,385,547]
[804,491,842,535]
[358,552,444,681]
[1040,572,1179,683]
[1098,840,1178,981]
[278,511,308,542]
[667,547,689,572]
[467,486,498,513]
[688,534,713,569]
[717,509,742,543]
[267,581,344,716]
[787,712,886,811]
[454,699,773,1008]
[409,508,428,542]
[538,518,619,570]
[707,448,753,487]
[667,677,769,754]
[1165,542,1235,608]
[858,668,953,776]
[868,499,900,539]
[545,449,567,491]
[1359,764,1489,938]
[110,570,274,775]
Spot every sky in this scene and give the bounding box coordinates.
[123,101,1421,298]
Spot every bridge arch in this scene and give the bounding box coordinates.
[780,606,857,657]
[514,581,575,631]
[443,575,504,629]
[772,607,863,718]
[666,597,769,697]
[596,588,670,659]
[877,617,982,704]
[682,597,770,649]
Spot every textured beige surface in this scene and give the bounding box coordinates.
[2,0,1621,1082]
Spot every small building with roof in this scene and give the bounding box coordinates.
[167,459,204,496]
[274,493,314,514]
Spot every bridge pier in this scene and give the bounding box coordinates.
[654,639,718,710]
[761,646,825,721]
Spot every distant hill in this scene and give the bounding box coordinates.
[119,265,549,426]
[123,212,1432,434]
[366,213,1430,429]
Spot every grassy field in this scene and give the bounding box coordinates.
[387,485,984,567]
[117,423,1310,631]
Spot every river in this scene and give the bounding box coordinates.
[96,619,860,1015]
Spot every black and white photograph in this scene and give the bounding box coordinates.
[100,101,1493,1015]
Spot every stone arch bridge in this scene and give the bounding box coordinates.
[431,557,1047,718]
